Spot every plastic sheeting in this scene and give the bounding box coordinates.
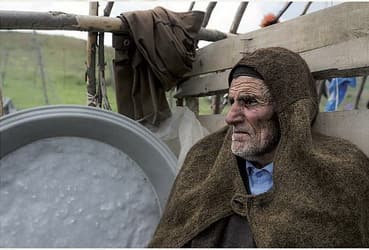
[148,107,210,171]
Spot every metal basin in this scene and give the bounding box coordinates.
[0,105,177,247]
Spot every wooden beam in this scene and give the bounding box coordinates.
[0,10,229,42]
[0,10,122,32]
[354,76,368,109]
[275,2,293,21]
[103,2,114,16]
[176,36,369,98]
[96,1,114,110]
[175,70,230,98]
[86,2,98,107]
[202,2,217,28]
[229,2,248,34]
[300,2,313,16]
[188,2,195,11]
[184,2,369,78]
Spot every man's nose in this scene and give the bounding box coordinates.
[225,103,243,125]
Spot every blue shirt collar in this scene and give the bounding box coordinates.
[246,161,273,175]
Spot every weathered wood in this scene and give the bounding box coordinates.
[303,36,369,78]
[210,1,247,113]
[354,76,368,109]
[198,2,217,114]
[86,2,98,106]
[316,80,326,105]
[202,2,217,28]
[300,2,313,16]
[275,2,293,21]
[188,2,195,11]
[0,10,229,42]
[211,94,221,114]
[104,2,114,16]
[176,34,369,98]
[313,109,369,157]
[175,70,230,98]
[197,110,369,157]
[0,10,122,31]
[229,2,248,34]
[197,28,231,41]
[184,2,369,78]
[96,1,113,110]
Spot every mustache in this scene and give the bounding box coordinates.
[232,126,251,134]
[232,127,252,135]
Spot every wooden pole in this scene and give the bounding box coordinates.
[275,2,293,21]
[300,2,313,16]
[211,1,248,115]
[86,2,98,107]
[229,2,248,34]
[96,1,113,110]
[0,10,229,42]
[202,2,217,28]
[188,1,218,115]
[188,2,195,11]
[104,1,114,16]
[316,79,326,105]
[354,75,368,109]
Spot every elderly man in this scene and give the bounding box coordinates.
[149,47,369,247]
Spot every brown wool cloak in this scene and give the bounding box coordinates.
[114,7,204,125]
[149,47,369,247]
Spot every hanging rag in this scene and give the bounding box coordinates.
[113,7,204,125]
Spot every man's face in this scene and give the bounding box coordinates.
[225,76,280,162]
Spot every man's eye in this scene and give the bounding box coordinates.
[240,97,257,106]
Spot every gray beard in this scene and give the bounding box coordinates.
[231,117,280,161]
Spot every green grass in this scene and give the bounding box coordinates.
[1,31,117,111]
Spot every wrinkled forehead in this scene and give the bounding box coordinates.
[229,76,269,96]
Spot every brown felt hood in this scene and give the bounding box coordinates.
[149,47,369,247]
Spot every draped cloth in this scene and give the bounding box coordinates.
[113,7,204,125]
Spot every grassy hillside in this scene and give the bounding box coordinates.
[0,31,117,111]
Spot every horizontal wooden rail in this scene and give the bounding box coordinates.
[176,36,369,98]
[0,10,229,41]
[184,2,369,78]
[175,2,369,98]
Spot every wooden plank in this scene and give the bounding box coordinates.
[175,70,229,98]
[304,36,369,78]
[0,10,228,42]
[176,36,369,98]
[185,2,369,77]
[313,109,369,157]
[197,109,369,157]
[86,2,98,107]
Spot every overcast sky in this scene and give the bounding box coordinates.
[1,1,339,47]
